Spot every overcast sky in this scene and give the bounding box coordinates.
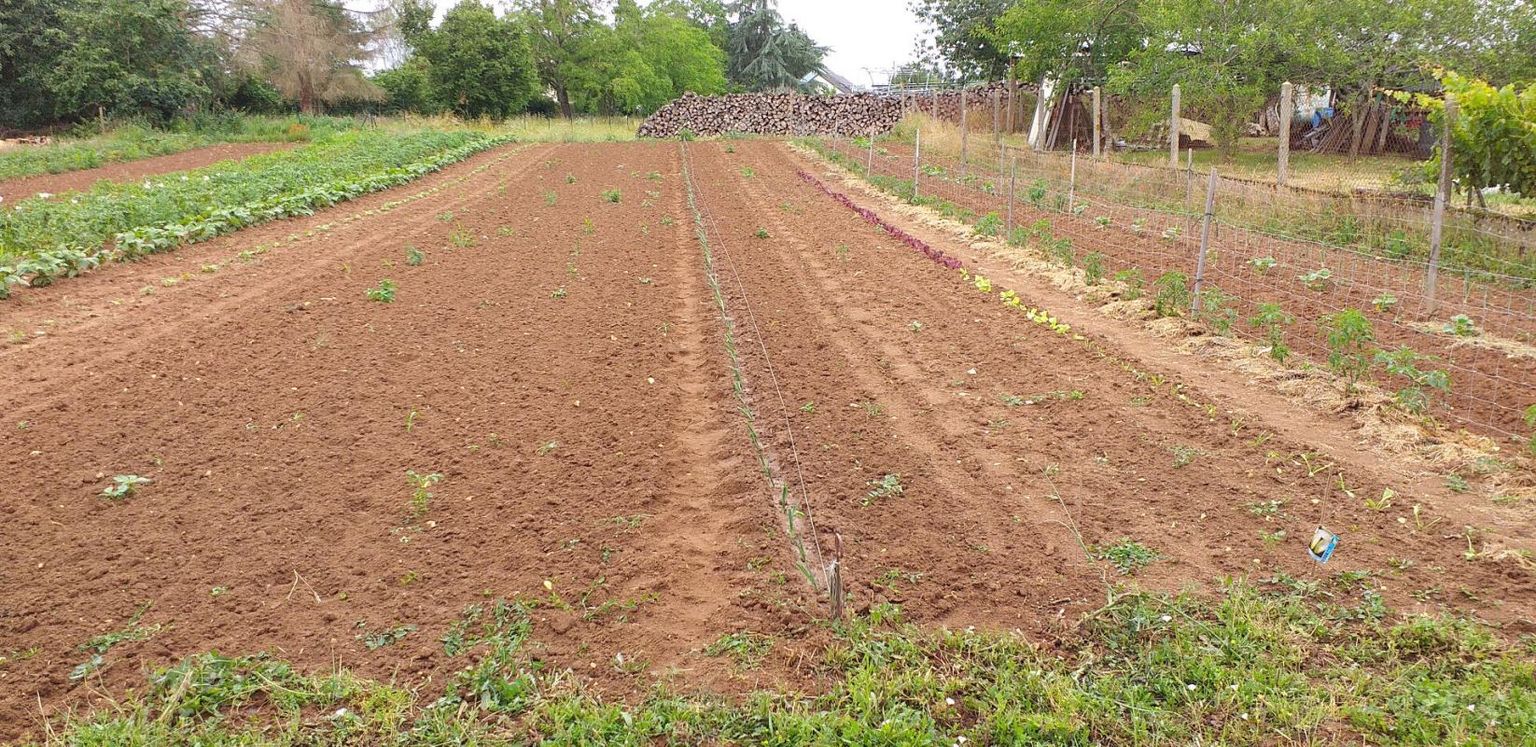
[773,0,926,86]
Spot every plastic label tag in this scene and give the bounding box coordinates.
[1308,526,1339,564]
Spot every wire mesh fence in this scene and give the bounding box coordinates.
[807,120,1536,443]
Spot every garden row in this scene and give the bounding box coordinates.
[0,116,356,182]
[804,137,1536,445]
[0,128,513,298]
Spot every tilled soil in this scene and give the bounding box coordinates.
[842,142,1536,439]
[1,139,1532,742]
[0,141,804,740]
[0,142,295,203]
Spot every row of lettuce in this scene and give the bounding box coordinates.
[0,128,512,299]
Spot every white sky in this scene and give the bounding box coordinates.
[774,0,926,87]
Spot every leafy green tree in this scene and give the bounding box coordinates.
[372,58,438,113]
[988,0,1142,90]
[566,1,725,114]
[909,0,1012,80]
[1106,0,1317,154]
[514,0,602,118]
[0,0,70,127]
[1410,71,1536,203]
[410,0,539,118]
[725,0,825,91]
[5,0,243,127]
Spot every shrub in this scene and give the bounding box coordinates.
[1324,308,1375,392]
[1374,347,1450,415]
[1250,303,1295,364]
[1151,272,1190,317]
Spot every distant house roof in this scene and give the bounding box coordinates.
[798,67,858,94]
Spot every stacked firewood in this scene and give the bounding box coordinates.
[637,83,1023,138]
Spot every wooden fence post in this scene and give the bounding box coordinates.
[960,89,969,181]
[867,127,875,176]
[1278,81,1294,187]
[1092,86,1102,159]
[913,128,922,200]
[1007,153,1017,234]
[1191,168,1219,313]
[1069,139,1078,214]
[1170,84,1182,169]
[1426,95,1455,309]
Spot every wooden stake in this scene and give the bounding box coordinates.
[1278,82,1294,187]
[1170,84,1182,169]
[1191,168,1218,313]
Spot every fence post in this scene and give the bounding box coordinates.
[867,127,875,176]
[1007,152,1017,235]
[913,128,921,200]
[1191,168,1219,313]
[1277,81,1294,187]
[1069,139,1078,214]
[1092,86,1102,159]
[1170,84,1182,169]
[1426,94,1455,309]
[992,89,1001,144]
[960,90,969,181]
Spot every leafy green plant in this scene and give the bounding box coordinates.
[543,190,557,206]
[1196,285,1236,335]
[1093,539,1159,574]
[1374,347,1451,415]
[704,632,773,667]
[754,227,769,239]
[1299,267,1333,291]
[1094,216,1111,229]
[974,212,1002,237]
[550,286,567,299]
[365,279,397,302]
[1114,268,1144,300]
[1372,292,1398,313]
[1324,308,1375,392]
[739,166,755,178]
[71,602,159,681]
[1027,178,1047,205]
[1082,252,1105,285]
[359,624,416,651]
[1443,314,1479,337]
[405,247,424,266]
[1250,256,1277,274]
[1151,271,1190,317]
[601,188,622,203]
[405,470,443,521]
[863,474,904,506]
[100,474,150,499]
[1249,302,1295,363]
[449,228,475,248]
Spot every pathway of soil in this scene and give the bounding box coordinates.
[0,141,294,203]
[0,141,800,740]
[691,140,1532,633]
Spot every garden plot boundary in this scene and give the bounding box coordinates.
[808,135,1536,442]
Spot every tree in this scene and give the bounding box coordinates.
[514,0,601,118]
[1106,0,1317,154]
[1,0,72,128]
[725,0,825,91]
[908,0,1012,80]
[46,0,216,122]
[567,0,726,114]
[988,0,1141,90]
[1407,71,1536,202]
[410,0,538,118]
[239,0,380,114]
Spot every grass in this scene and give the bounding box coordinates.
[35,580,1536,745]
[1093,539,1161,574]
[494,116,638,143]
[0,115,356,182]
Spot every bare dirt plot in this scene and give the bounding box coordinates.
[0,141,804,740]
[686,140,1533,633]
[0,142,295,203]
[2,138,1533,743]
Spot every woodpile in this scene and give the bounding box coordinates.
[637,82,1027,138]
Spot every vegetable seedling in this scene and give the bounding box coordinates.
[100,474,150,499]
